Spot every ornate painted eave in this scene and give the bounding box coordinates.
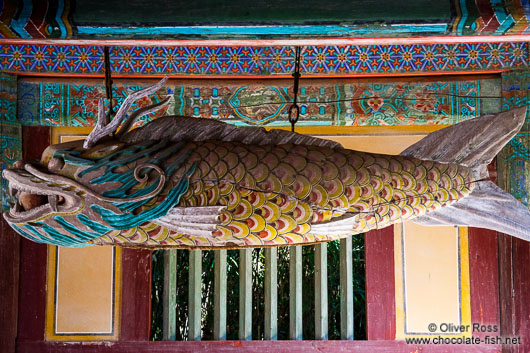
[0,35,528,77]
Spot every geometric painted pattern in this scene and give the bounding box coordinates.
[17,77,498,127]
[498,70,530,207]
[1,0,530,39]
[0,74,21,211]
[0,42,527,77]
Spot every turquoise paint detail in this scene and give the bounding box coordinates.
[491,0,514,34]
[456,0,468,35]
[55,0,68,40]
[77,214,113,234]
[76,24,448,37]
[54,150,96,166]
[55,216,101,240]
[92,173,191,229]
[35,221,91,247]
[12,224,44,244]
[9,0,32,38]
[178,87,184,115]
[79,140,162,179]
[229,86,287,124]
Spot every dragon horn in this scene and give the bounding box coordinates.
[83,76,169,149]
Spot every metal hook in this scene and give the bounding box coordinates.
[289,46,302,132]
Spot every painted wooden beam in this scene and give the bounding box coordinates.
[162,250,177,341]
[314,243,328,340]
[17,340,503,352]
[4,34,530,47]
[188,250,202,341]
[264,247,277,340]
[239,249,252,341]
[289,245,303,340]
[214,250,227,341]
[340,237,354,340]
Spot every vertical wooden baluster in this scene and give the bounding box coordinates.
[340,237,354,340]
[214,250,227,340]
[163,250,177,340]
[188,249,202,341]
[289,245,303,340]
[315,243,328,340]
[239,249,252,340]
[264,247,278,340]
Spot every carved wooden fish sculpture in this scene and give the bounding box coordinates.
[3,78,530,248]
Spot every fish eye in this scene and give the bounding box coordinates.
[48,157,64,173]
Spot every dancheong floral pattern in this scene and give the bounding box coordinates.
[0,42,527,77]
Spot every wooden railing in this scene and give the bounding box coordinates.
[160,238,359,341]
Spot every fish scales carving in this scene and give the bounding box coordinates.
[4,78,530,248]
[67,139,472,248]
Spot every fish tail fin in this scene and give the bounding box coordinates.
[412,181,530,242]
[400,107,527,179]
[400,107,530,241]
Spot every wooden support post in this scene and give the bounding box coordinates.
[264,247,278,340]
[239,249,252,341]
[289,245,303,340]
[214,250,227,341]
[162,250,177,340]
[340,237,354,340]
[314,243,328,340]
[188,250,202,341]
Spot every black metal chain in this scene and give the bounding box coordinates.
[103,46,114,121]
[289,46,301,132]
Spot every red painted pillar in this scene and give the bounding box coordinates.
[365,226,396,340]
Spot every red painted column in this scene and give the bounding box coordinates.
[365,226,395,340]
[16,126,50,343]
[120,248,152,341]
[467,228,500,339]
[0,218,21,352]
[499,233,530,353]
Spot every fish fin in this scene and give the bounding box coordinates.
[122,116,342,149]
[153,206,225,238]
[400,107,527,176]
[309,213,359,236]
[411,181,530,242]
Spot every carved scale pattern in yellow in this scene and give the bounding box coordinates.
[90,140,475,248]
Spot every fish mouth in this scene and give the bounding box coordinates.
[3,164,83,224]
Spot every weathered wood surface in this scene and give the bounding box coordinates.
[121,248,152,341]
[17,127,50,344]
[289,246,303,340]
[498,233,530,353]
[264,247,278,340]
[188,250,202,341]
[163,250,177,340]
[0,218,20,353]
[314,243,328,340]
[365,227,395,340]
[340,237,354,340]
[239,249,252,341]
[16,340,502,353]
[214,250,227,340]
[468,228,500,340]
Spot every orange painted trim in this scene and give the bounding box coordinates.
[13,70,506,79]
[1,34,530,47]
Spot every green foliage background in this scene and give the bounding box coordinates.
[151,235,366,340]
